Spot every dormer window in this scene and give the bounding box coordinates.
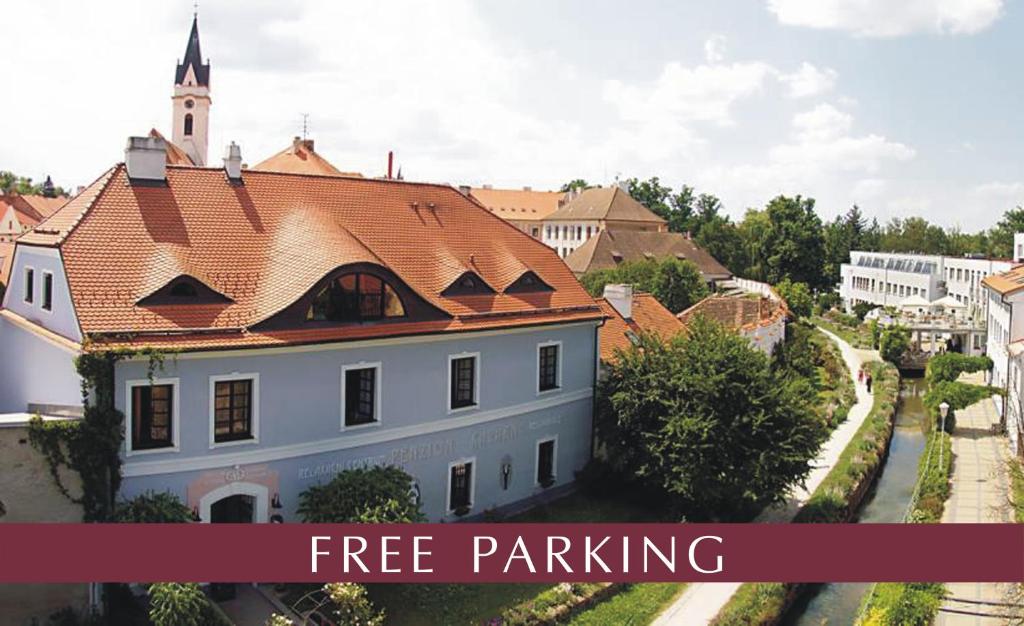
[307,273,406,322]
[504,271,554,294]
[442,271,495,297]
[170,282,198,298]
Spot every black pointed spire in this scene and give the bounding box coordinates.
[175,14,210,87]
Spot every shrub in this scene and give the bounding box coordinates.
[114,491,192,523]
[148,583,206,626]
[324,583,385,626]
[879,325,911,364]
[297,465,425,523]
[925,353,993,386]
[651,258,710,313]
[266,614,294,626]
[852,301,874,320]
[775,279,813,318]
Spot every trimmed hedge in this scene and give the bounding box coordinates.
[499,583,617,625]
[710,361,900,626]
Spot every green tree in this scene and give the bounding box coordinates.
[579,259,659,297]
[987,206,1024,258]
[148,583,206,626]
[297,466,425,523]
[694,214,744,275]
[775,279,812,318]
[652,258,710,313]
[0,171,65,196]
[114,491,192,523]
[625,177,674,222]
[756,195,826,289]
[559,179,589,193]
[879,325,911,364]
[596,318,827,521]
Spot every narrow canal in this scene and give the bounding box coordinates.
[781,376,928,625]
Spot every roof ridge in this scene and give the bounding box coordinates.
[25,166,119,247]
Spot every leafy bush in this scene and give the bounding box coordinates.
[852,301,875,320]
[864,582,945,626]
[580,258,709,313]
[114,491,192,523]
[879,325,911,364]
[922,380,999,432]
[500,583,607,625]
[324,583,385,626]
[710,582,791,625]
[148,583,206,626]
[775,279,813,318]
[298,465,425,523]
[265,615,294,626]
[925,353,993,386]
[597,316,827,521]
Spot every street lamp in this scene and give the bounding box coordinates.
[938,401,950,469]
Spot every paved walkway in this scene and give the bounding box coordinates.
[653,329,878,625]
[936,396,1014,626]
[216,583,282,626]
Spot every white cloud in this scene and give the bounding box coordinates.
[604,60,775,127]
[779,62,838,98]
[704,35,728,64]
[766,0,1004,37]
[975,181,1024,200]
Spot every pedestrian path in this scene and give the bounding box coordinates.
[936,396,1014,626]
[652,328,878,625]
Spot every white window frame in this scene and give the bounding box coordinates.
[536,340,563,395]
[40,270,54,314]
[125,377,181,456]
[447,352,480,414]
[340,361,383,431]
[446,456,477,514]
[535,436,559,486]
[23,266,34,304]
[208,372,260,449]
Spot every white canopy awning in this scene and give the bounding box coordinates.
[899,295,931,308]
[932,295,966,309]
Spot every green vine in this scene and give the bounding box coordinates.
[28,345,174,521]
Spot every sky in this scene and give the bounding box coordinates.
[2,0,1022,230]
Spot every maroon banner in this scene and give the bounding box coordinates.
[1,523,1020,583]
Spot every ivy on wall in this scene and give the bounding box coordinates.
[28,345,172,522]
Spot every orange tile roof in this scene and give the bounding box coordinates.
[150,129,195,166]
[0,241,14,287]
[546,186,666,224]
[597,293,683,362]
[677,295,788,332]
[2,194,68,229]
[982,265,1024,296]
[469,187,566,222]
[252,138,362,178]
[566,229,732,280]
[21,164,601,350]
[16,194,67,219]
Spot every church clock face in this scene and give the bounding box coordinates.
[184,99,195,109]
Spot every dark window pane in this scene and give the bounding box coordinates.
[539,345,559,391]
[307,273,406,322]
[213,380,253,443]
[449,462,473,509]
[42,273,53,311]
[131,384,174,450]
[450,357,476,409]
[345,367,377,426]
[538,440,555,483]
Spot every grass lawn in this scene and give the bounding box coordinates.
[566,583,686,626]
[1010,458,1024,523]
[812,315,874,350]
[368,490,661,626]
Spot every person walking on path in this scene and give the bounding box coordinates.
[865,372,872,393]
[857,367,864,384]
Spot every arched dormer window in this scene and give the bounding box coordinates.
[306,273,406,322]
[184,113,194,136]
[441,271,496,297]
[504,271,553,294]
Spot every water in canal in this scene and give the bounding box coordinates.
[781,377,929,626]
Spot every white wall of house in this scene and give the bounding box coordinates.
[2,245,81,342]
[943,257,1012,323]
[541,221,600,258]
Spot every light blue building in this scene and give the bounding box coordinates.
[0,135,603,523]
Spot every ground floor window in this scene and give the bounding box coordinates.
[448,459,474,513]
[536,438,556,486]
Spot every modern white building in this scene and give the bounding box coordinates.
[840,250,1013,326]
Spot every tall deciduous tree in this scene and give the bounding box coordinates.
[755,195,827,289]
[652,258,710,313]
[597,318,827,521]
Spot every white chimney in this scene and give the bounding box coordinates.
[603,283,633,320]
[223,142,243,181]
[124,136,166,182]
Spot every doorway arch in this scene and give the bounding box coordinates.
[198,482,269,523]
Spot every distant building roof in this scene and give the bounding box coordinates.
[469,187,566,222]
[565,229,732,281]
[677,295,788,332]
[982,265,1024,297]
[252,137,362,178]
[149,128,194,165]
[597,292,684,362]
[1,193,68,230]
[545,186,666,224]
[175,15,210,87]
[0,241,14,287]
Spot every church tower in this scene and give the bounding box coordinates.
[171,14,211,166]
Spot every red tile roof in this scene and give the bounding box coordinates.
[677,295,788,332]
[1,193,68,230]
[150,129,194,166]
[21,164,601,350]
[252,138,362,178]
[470,187,566,222]
[0,241,14,287]
[597,293,684,362]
